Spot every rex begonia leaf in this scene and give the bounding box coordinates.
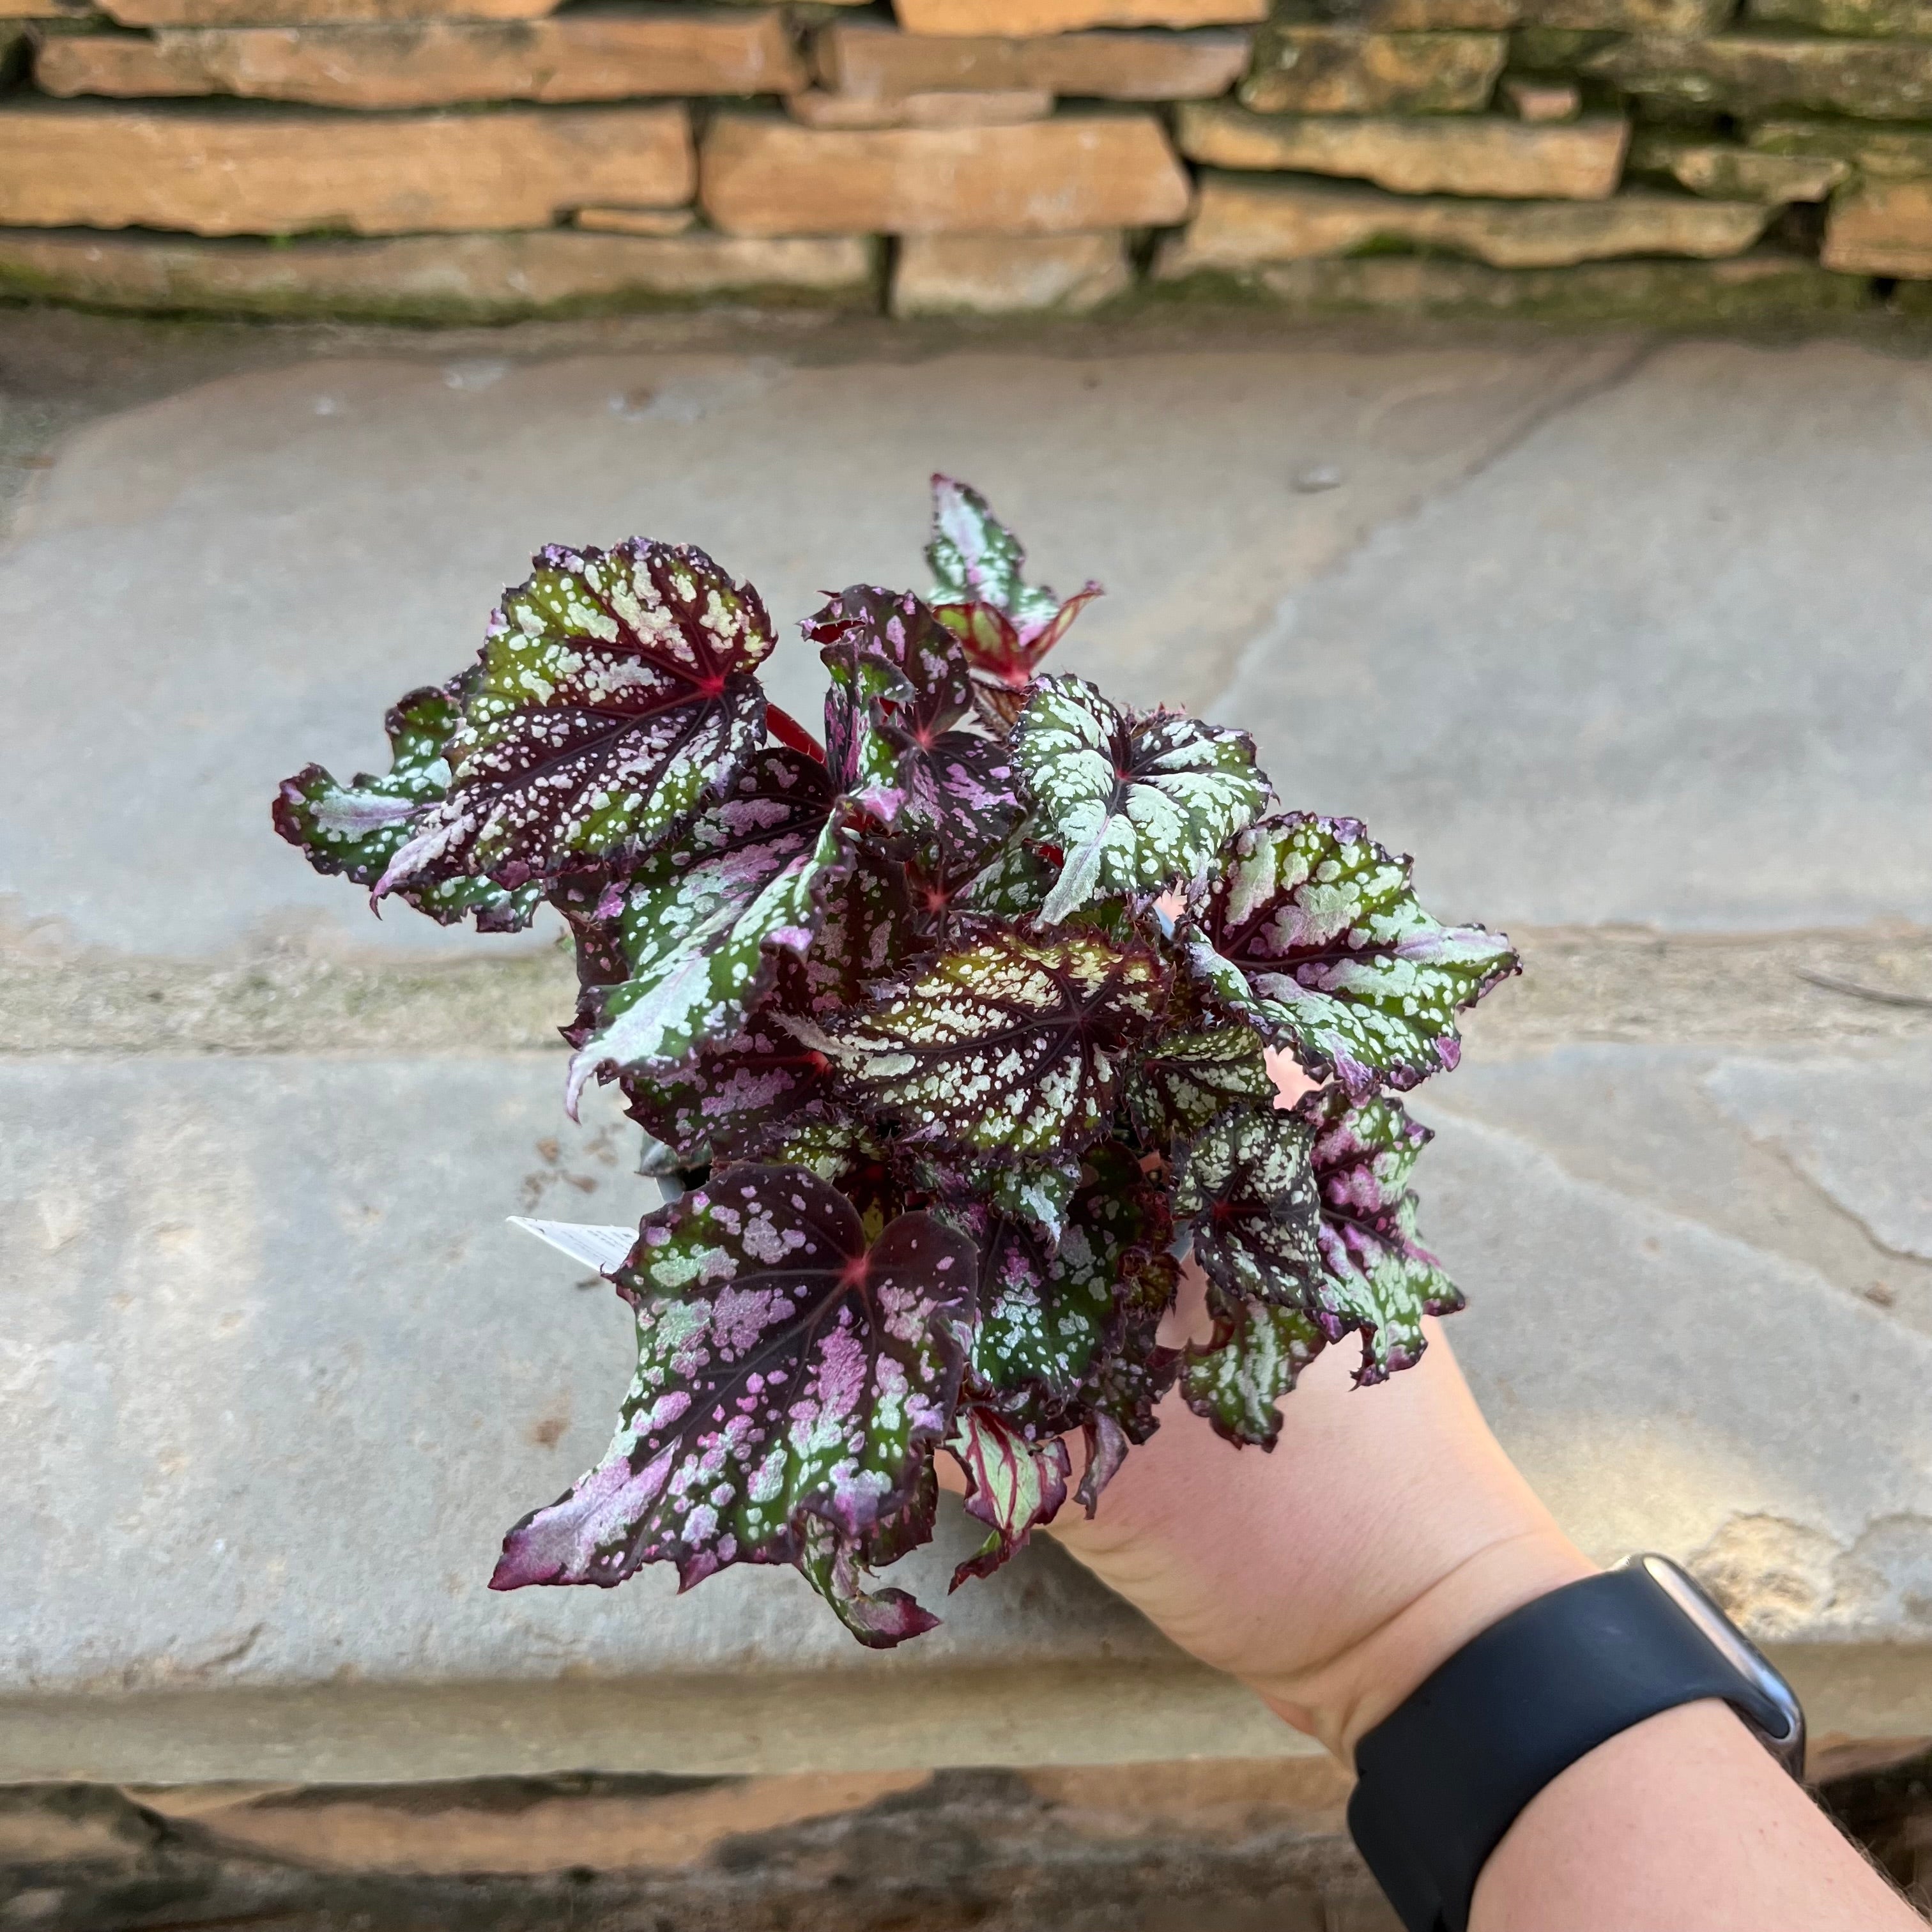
[619,997,834,1167]
[490,1167,976,1607]
[926,476,1101,726]
[272,684,539,932]
[378,540,775,896]
[1181,1294,1328,1452]
[959,837,1059,919]
[799,1459,941,1648]
[818,618,911,818]
[910,1150,1082,1248]
[1124,1013,1275,1152]
[1013,677,1269,926]
[808,585,974,744]
[969,1143,1175,1438]
[1296,1084,1462,1384]
[788,847,919,1019]
[827,927,1168,1162]
[1172,1106,1322,1312]
[562,749,854,1110]
[947,1404,1071,1588]
[1188,815,1519,1098]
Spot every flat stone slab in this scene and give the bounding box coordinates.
[6,332,1931,955]
[3,1044,1929,1776]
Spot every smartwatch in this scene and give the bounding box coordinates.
[1346,1554,1805,1932]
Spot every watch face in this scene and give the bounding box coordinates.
[1630,1554,1806,1778]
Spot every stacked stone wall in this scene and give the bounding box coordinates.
[10,0,1932,318]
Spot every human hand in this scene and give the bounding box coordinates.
[944,1054,1594,1767]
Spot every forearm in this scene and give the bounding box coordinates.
[1473,1698,1920,1932]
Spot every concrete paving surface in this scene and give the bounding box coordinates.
[1,307,1929,1781]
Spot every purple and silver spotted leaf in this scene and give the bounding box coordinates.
[947,1404,1071,1588]
[798,1459,941,1648]
[563,749,854,1110]
[378,540,774,896]
[1124,1011,1275,1151]
[1171,1106,1323,1312]
[273,683,539,932]
[491,1167,976,1606]
[1013,677,1269,926]
[620,998,835,1168]
[828,928,1169,1163]
[1296,1085,1462,1384]
[1187,815,1519,1098]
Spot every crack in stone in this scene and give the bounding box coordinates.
[1207,337,1659,717]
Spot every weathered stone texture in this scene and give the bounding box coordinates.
[573,204,698,237]
[700,109,1192,236]
[1500,73,1581,116]
[1239,26,1506,112]
[0,103,695,236]
[0,227,874,318]
[99,0,553,23]
[1517,0,1731,27]
[1176,99,1627,195]
[787,86,1054,127]
[1159,173,1771,270]
[1823,178,1932,273]
[1628,128,1848,199]
[1748,0,1932,34]
[34,13,806,108]
[1588,33,1932,119]
[815,20,1252,98]
[1750,113,1932,177]
[1285,0,1518,26]
[893,0,1266,30]
[891,229,1131,312]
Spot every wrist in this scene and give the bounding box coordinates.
[1248,1527,1599,1765]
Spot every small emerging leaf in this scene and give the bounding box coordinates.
[1171,1107,1322,1311]
[1298,1085,1462,1384]
[1188,815,1519,1098]
[272,684,539,932]
[947,1405,1070,1588]
[829,927,1169,1163]
[491,1167,976,1605]
[379,540,774,896]
[799,1461,941,1648]
[926,476,1100,726]
[1014,677,1269,926]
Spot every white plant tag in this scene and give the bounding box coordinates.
[507,1217,636,1276]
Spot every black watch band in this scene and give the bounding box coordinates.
[1346,1556,1805,1932]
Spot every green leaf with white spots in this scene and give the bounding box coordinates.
[272,683,539,932]
[491,1167,976,1629]
[1172,1107,1322,1312]
[958,837,1059,919]
[1013,677,1269,926]
[1181,1296,1328,1451]
[1188,815,1519,1099]
[967,1144,1176,1443]
[1124,1015,1274,1152]
[378,540,774,897]
[563,749,852,1111]
[947,1405,1071,1588]
[827,928,1169,1163]
[1296,1085,1462,1385]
